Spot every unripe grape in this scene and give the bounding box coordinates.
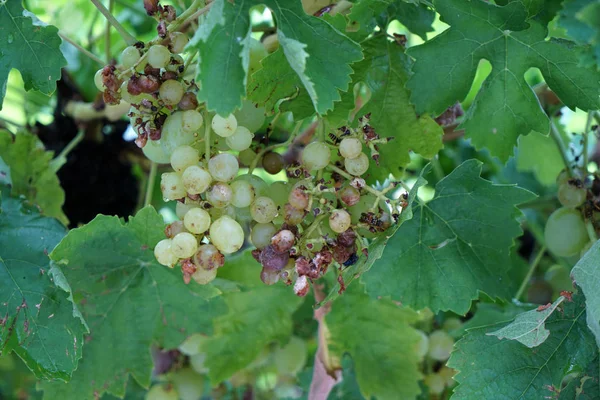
[427,330,454,361]
[146,384,178,400]
[251,223,277,249]
[147,44,171,68]
[233,100,265,133]
[302,142,330,170]
[208,153,239,182]
[344,152,369,176]
[339,137,362,159]
[556,169,570,187]
[193,244,224,270]
[171,145,200,173]
[180,110,203,134]
[251,196,278,223]
[262,151,284,175]
[231,180,255,208]
[121,46,141,69]
[260,267,280,285]
[209,204,236,221]
[171,232,198,258]
[211,114,238,137]
[206,182,233,208]
[182,165,212,195]
[438,366,457,387]
[544,207,588,257]
[176,200,200,219]
[210,216,244,254]
[424,374,446,395]
[171,368,204,400]
[239,148,256,166]
[274,336,307,376]
[558,181,586,208]
[192,266,218,285]
[443,317,463,332]
[94,69,105,91]
[329,209,351,233]
[143,137,170,163]
[170,32,189,54]
[338,185,360,207]
[235,174,268,196]
[183,207,211,234]
[154,239,178,267]
[248,37,268,75]
[161,112,196,156]
[161,172,186,200]
[226,126,253,151]
[415,330,429,359]
[159,80,184,105]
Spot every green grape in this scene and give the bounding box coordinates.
[176,200,201,220]
[438,366,456,387]
[427,330,454,361]
[209,153,239,182]
[262,151,284,175]
[344,152,369,176]
[154,239,178,267]
[544,264,573,294]
[183,208,211,234]
[191,263,218,284]
[234,99,265,133]
[210,216,244,254]
[182,165,212,195]
[211,114,238,137]
[235,174,268,196]
[424,373,446,395]
[348,193,377,224]
[120,46,141,69]
[558,181,586,208]
[161,172,186,200]
[170,145,200,173]
[527,279,553,304]
[230,180,255,208]
[190,352,208,374]
[166,54,184,72]
[329,209,351,233]
[178,333,206,356]
[180,110,203,134]
[161,112,196,156]
[442,317,463,332]
[248,37,268,76]
[169,32,189,54]
[302,142,330,170]
[145,384,178,400]
[143,138,170,164]
[171,232,198,258]
[251,196,278,223]
[147,44,171,68]
[269,181,291,207]
[94,69,105,91]
[274,336,307,376]
[414,330,429,359]
[171,368,204,400]
[556,169,570,187]
[159,80,185,105]
[226,126,254,151]
[339,137,362,159]
[206,182,233,208]
[251,223,277,249]
[544,207,588,257]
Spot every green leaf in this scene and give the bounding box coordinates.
[39,207,226,400]
[487,296,565,348]
[0,131,67,225]
[326,288,422,400]
[347,0,395,39]
[516,130,567,186]
[202,286,303,383]
[353,36,443,181]
[391,2,436,41]
[559,0,600,69]
[496,0,565,24]
[407,0,600,161]
[0,193,86,381]
[0,1,67,110]
[362,159,536,314]
[572,239,600,346]
[558,355,600,400]
[448,293,596,399]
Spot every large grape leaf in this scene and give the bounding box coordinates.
[361,159,536,314]
[559,0,600,69]
[0,192,86,381]
[496,0,565,24]
[558,356,599,400]
[407,0,600,161]
[572,239,600,346]
[190,0,362,116]
[0,131,67,225]
[325,288,423,400]
[201,286,303,383]
[0,1,67,110]
[448,293,597,399]
[39,207,226,400]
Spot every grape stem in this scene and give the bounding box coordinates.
[50,130,85,173]
[514,245,546,301]
[248,119,300,173]
[326,164,390,200]
[144,162,158,207]
[58,32,105,65]
[549,120,575,177]
[168,0,212,33]
[105,0,114,62]
[91,0,137,46]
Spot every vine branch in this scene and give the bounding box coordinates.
[91,0,137,46]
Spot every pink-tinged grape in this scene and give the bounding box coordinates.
[427,330,454,361]
[211,114,238,137]
[344,152,369,176]
[230,180,255,208]
[181,110,203,134]
[329,209,351,233]
[120,46,141,69]
[284,204,305,225]
[170,145,200,173]
[161,172,186,200]
[193,244,224,270]
[339,137,362,159]
[209,216,244,254]
[154,239,178,267]
[147,44,171,68]
[558,181,586,208]
[208,153,239,182]
[288,186,309,210]
[226,126,253,151]
[164,220,186,238]
[338,185,360,207]
[251,196,278,223]
[301,142,330,171]
[544,207,588,257]
[159,80,184,105]
[171,232,198,258]
[182,165,212,195]
[183,208,211,234]
[206,182,233,208]
[260,245,289,271]
[192,266,218,285]
[271,230,295,253]
[251,223,277,249]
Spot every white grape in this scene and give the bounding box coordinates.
[176,200,201,219]
[424,374,446,395]
[233,100,265,133]
[206,182,233,208]
[170,145,200,173]
[235,174,267,196]
[142,138,170,164]
[226,126,254,151]
[329,209,351,233]
[181,110,203,134]
[209,216,244,254]
[191,263,218,284]
[146,384,179,400]
[171,232,198,259]
[211,114,238,137]
[154,239,178,267]
[302,142,330,170]
[427,330,454,361]
[251,223,277,249]
[159,80,185,105]
[183,208,211,234]
[94,69,105,91]
[120,46,141,69]
[415,330,429,359]
[544,207,589,257]
[558,181,586,208]
[251,196,278,223]
[339,137,362,159]
[171,368,204,400]
[182,165,212,195]
[170,32,189,54]
[230,180,255,208]
[161,172,186,200]
[344,152,369,176]
[147,44,171,68]
[208,153,239,182]
[161,112,195,156]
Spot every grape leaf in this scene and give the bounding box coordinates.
[361,159,536,314]
[559,0,600,69]
[558,356,599,400]
[0,131,67,225]
[325,288,423,400]
[572,239,600,346]
[448,293,596,399]
[39,207,226,400]
[487,296,565,348]
[0,193,86,381]
[389,2,435,41]
[407,0,600,161]
[516,130,567,186]
[496,0,565,24]
[202,286,303,383]
[0,1,67,110]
